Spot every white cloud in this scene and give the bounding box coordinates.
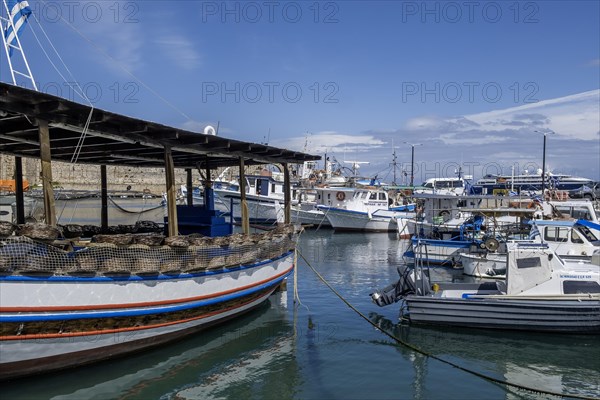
[438,133,510,145]
[74,2,145,73]
[348,90,599,180]
[272,131,385,154]
[464,90,600,140]
[155,35,202,71]
[587,58,600,67]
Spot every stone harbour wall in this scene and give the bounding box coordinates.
[0,155,215,194]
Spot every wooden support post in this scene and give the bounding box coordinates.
[164,147,178,237]
[38,120,56,226]
[204,158,214,210]
[238,157,250,235]
[100,165,108,231]
[283,163,291,224]
[14,156,25,224]
[186,168,193,207]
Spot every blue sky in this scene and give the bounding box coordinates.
[1,0,599,183]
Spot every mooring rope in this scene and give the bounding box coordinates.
[297,250,598,400]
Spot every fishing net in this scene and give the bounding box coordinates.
[0,227,296,277]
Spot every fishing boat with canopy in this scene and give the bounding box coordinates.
[0,82,319,380]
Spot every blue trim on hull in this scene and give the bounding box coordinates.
[0,271,292,322]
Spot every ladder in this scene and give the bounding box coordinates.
[1,0,37,89]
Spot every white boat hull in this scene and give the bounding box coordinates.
[291,207,330,227]
[322,208,409,232]
[406,295,600,333]
[0,245,294,380]
[215,191,283,224]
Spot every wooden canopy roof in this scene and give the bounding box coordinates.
[0,82,320,169]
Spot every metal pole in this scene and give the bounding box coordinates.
[410,145,415,187]
[541,134,546,195]
[283,163,291,224]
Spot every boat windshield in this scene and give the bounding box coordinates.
[576,226,599,243]
[554,206,593,221]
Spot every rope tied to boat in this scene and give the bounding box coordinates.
[297,250,598,400]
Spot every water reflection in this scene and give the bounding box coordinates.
[3,294,299,400]
[369,313,600,399]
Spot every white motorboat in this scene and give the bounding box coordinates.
[405,199,600,266]
[372,242,600,333]
[413,176,472,196]
[318,188,415,232]
[462,219,600,278]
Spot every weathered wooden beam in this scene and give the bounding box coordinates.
[239,157,249,235]
[38,119,56,226]
[0,133,39,146]
[14,156,25,224]
[101,165,108,231]
[186,168,193,207]
[164,147,178,237]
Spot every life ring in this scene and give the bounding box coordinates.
[336,191,346,201]
[438,210,450,218]
[484,238,499,252]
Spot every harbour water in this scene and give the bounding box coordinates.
[3,230,599,399]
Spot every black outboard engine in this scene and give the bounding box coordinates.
[371,265,427,307]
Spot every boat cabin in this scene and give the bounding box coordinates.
[414,177,470,196]
[534,220,600,259]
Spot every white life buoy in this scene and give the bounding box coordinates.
[204,125,217,135]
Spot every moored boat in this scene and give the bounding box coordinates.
[372,242,600,333]
[0,226,297,380]
[0,82,319,380]
[318,188,415,232]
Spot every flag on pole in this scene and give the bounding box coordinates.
[528,224,540,240]
[4,0,32,56]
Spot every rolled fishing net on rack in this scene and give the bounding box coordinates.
[0,227,296,277]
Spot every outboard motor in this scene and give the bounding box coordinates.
[371,265,426,307]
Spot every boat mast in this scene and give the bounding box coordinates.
[1,0,37,89]
[390,142,398,186]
